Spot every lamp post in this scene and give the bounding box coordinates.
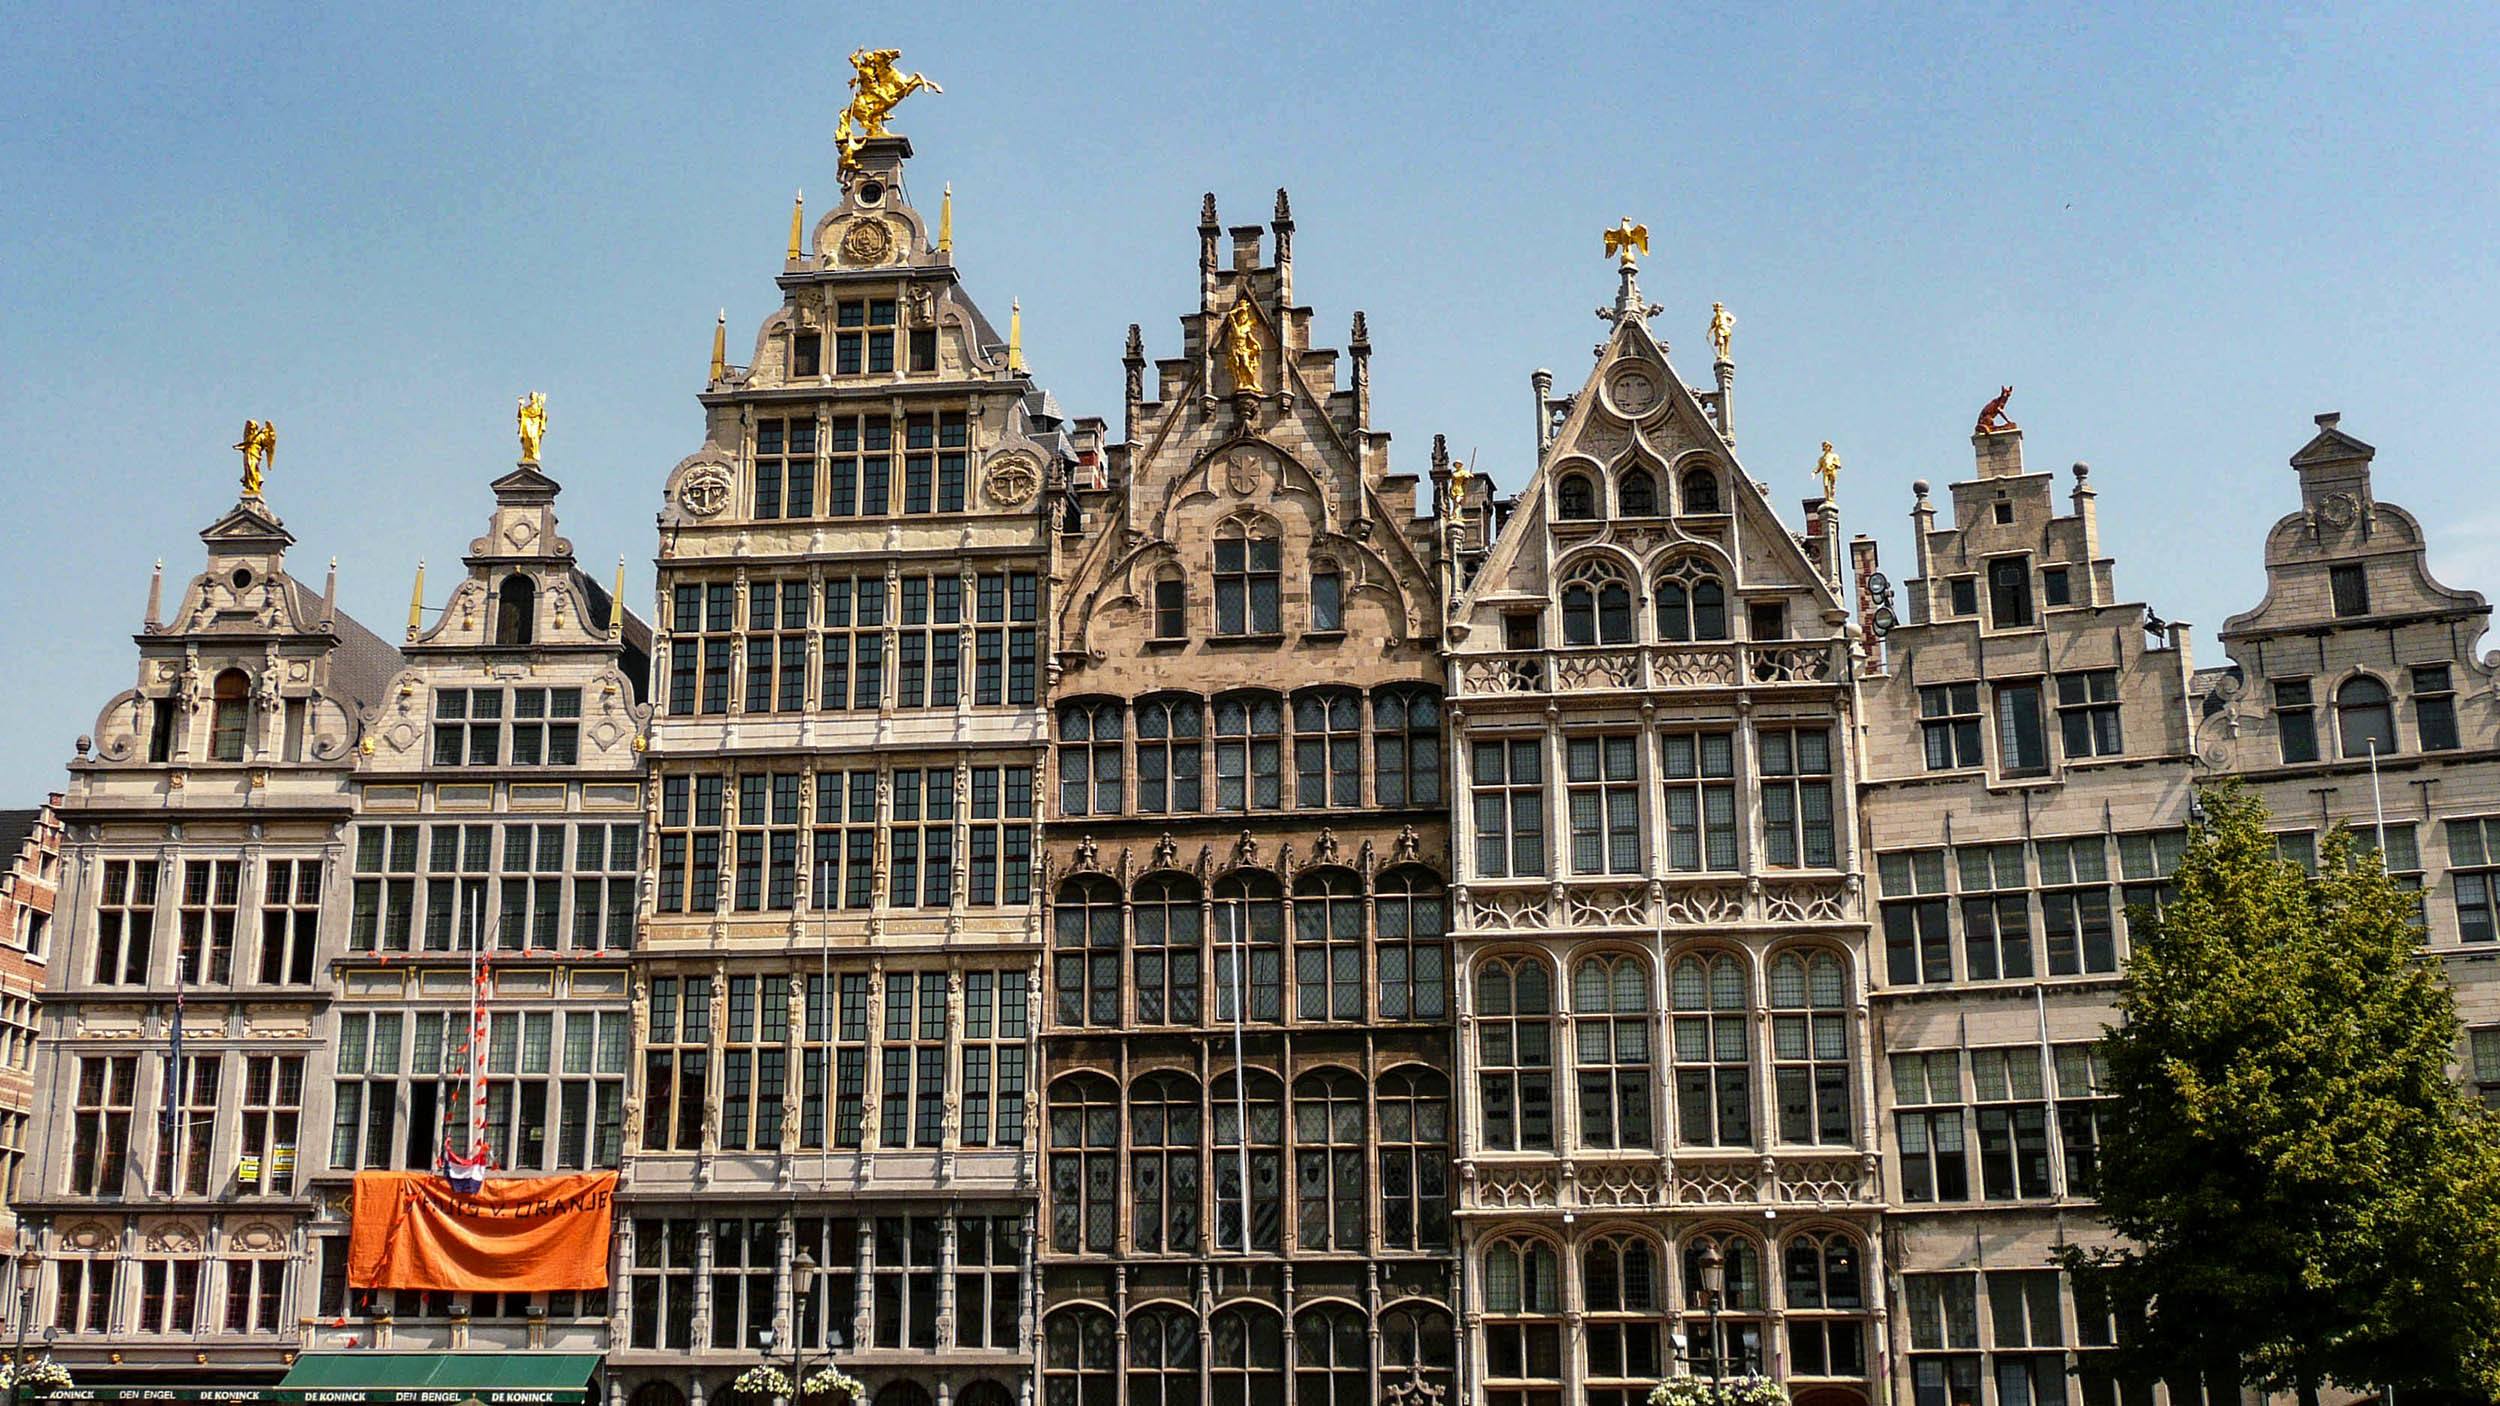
[761,1251,820,1406]
[12,1244,35,1406]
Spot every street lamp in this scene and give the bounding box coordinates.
[760,1250,820,1406]
[12,1244,36,1406]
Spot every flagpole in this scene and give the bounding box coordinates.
[1226,902,1250,1256]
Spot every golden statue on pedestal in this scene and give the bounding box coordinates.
[1815,441,1842,501]
[234,420,276,498]
[1708,301,1735,363]
[1221,299,1262,393]
[517,392,547,463]
[1602,217,1649,264]
[836,48,942,172]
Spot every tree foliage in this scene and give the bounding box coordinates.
[2061,783,2500,1400]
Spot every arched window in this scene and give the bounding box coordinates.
[1556,473,1598,521]
[1771,950,1853,1145]
[1477,956,1556,1151]
[1291,869,1363,1020]
[1381,1303,1455,1406]
[1375,868,1448,1021]
[1135,694,1203,814]
[1482,1236,1564,1406]
[1212,872,1284,1023]
[1215,526,1282,635]
[1058,700,1125,817]
[1619,467,1658,517]
[1211,1305,1285,1406]
[1044,1305,1117,1406]
[1311,563,1344,632]
[1574,954,1654,1149]
[1372,686,1442,806]
[956,1384,1014,1406]
[1584,1235,1667,1406]
[1656,558,1729,642]
[1681,1231,1766,1374]
[1293,1303,1369,1406]
[1133,874,1202,1025]
[1782,1231,1869,1378]
[1673,953,1754,1146]
[1211,1069,1284,1252]
[1052,877,1122,1028]
[495,573,536,646]
[1129,1073,1201,1253]
[629,1386,686,1406]
[1047,1076,1119,1254]
[1292,1070,1366,1250]
[873,1385,933,1406]
[1680,466,1722,514]
[1293,689,1362,808]
[1377,1067,1450,1251]
[1214,693,1284,811]
[210,669,251,762]
[1561,560,1634,647]
[1152,569,1186,640]
[2338,675,2397,758]
[1135,1300,1210,1390]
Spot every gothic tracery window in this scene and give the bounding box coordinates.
[1051,878,1121,1028]
[1674,952,1754,1146]
[1047,1077,1118,1254]
[1655,557,1729,642]
[1477,955,1556,1151]
[1556,473,1598,521]
[1680,466,1722,513]
[1574,953,1654,1149]
[1377,1066,1450,1250]
[1561,558,1635,647]
[1132,873,1202,1025]
[1292,1069,1366,1250]
[1291,869,1364,1020]
[1129,1073,1201,1254]
[1619,466,1658,516]
[1294,1302,1369,1406]
[1584,1234,1668,1406]
[1771,949,1854,1145]
[1044,1305,1117,1406]
[1482,1235,1564,1406]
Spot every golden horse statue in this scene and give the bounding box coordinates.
[836,48,941,171]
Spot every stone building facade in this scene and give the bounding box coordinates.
[0,795,63,1261]
[25,481,401,1386]
[1852,424,2200,1406]
[306,457,650,1355]
[630,135,1087,1406]
[1444,253,1882,1406]
[1039,193,1458,1406]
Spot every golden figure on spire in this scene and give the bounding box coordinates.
[835,48,941,172]
[516,392,547,463]
[1815,441,1842,502]
[1221,298,1262,393]
[1602,217,1649,264]
[234,420,276,498]
[1708,301,1735,363]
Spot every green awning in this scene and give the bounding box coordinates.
[279,1351,600,1398]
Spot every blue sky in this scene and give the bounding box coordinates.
[3,3,2496,800]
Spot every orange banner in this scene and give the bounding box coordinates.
[348,1171,616,1292]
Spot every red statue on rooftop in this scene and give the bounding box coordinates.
[1976,385,2017,435]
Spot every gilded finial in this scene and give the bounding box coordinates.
[1007,299,1024,372]
[609,555,626,643]
[787,189,805,261]
[1602,217,1649,265]
[937,183,953,254]
[834,48,941,173]
[233,420,276,498]
[709,310,727,384]
[1708,301,1735,364]
[1815,441,1841,502]
[516,391,546,463]
[406,559,427,641]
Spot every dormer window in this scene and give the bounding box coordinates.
[2041,567,2071,607]
[1214,529,1281,635]
[1992,501,2014,525]
[1561,560,1634,647]
[1987,558,2033,628]
[836,299,897,375]
[2338,675,2396,758]
[1152,573,1186,640]
[1311,565,1344,632]
[1654,559,1728,642]
[1680,468,1721,514]
[1556,475,1598,522]
[2330,564,2370,618]
[1948,577,1979,616]
[1619,468,1658,517]
[210,670,250,762]
[495,574,537,647]
[791,332,822,378]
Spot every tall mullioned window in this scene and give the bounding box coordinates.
[1476,956,1555,1151]
[1673,953,1753,1146]
[1214,530,1282,635]
[1471,737,1546,878]
[1759,727,1836,868]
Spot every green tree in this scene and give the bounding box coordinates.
[2061,784,2500,1403]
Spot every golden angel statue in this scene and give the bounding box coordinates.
[517,391,547,462]
[1708,301,1735,363]
[835,48,942,171]
[1815,441,1842,501]
[1221,299,1262,392]
[1602,217,1649,264]
[234,420,276,497]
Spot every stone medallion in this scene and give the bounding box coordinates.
[984,454,1039,507]
[840,219,895,265]
[678,464,733,518]
[1606,366,1662,417]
